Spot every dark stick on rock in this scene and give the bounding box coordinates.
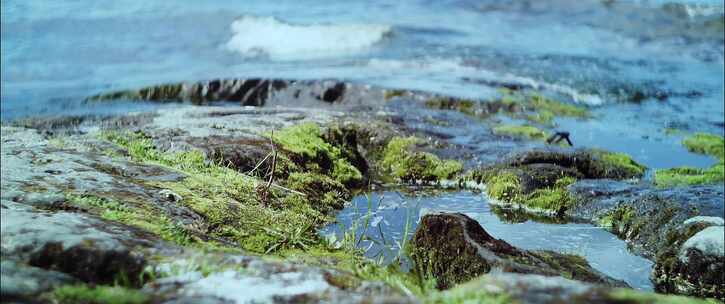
[546,131,573,146]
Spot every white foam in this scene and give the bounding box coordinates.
[226,16,392,60]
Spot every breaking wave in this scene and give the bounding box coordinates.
[225,16,392,60]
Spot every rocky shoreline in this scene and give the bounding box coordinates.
[2,79,723,303]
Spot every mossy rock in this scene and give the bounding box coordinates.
[409,213,626,290]
[283,172,351,214]
[653,222,724,299]
[654,164,724,187]
[682,133,724,160]
[380,136,463,183]
[273,122,364,188]
[492,125,547,140]
[50,284,149,304]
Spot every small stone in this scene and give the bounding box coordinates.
[160,189,182,203]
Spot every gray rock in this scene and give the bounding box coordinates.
[1,200,149,284]
[0,260,76,300]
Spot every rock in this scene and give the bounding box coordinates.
[567,179,725,298]
[159,189,183,203]
[680,226,724,261]
[1,200,150,285]
[87,79,387,109]
[683,216,724,226]
[146,254,414,304]
[434,272,714,304]
[409,212,626,290]
[0,260,77,301]
[651,226,724,298]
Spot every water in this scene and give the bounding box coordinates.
[320,191,655,290]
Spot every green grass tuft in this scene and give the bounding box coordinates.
[682,133,724,160]
[492,125,547,140]
[52,285,149,304]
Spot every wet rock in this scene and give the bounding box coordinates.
[653,225,724,299]
[409,212,626,290]
[568,179,725,298]
[146,254,413,304]
[87,79,387,108]
[1,200,149,285]
[0,260,77,301]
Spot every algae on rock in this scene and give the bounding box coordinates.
[380,136,463,183]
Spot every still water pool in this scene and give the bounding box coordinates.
[320,190,654,290]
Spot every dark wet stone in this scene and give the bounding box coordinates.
[409,212,627,290]
[86,78,388,109]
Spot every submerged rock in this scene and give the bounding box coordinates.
[0,260,76,301]
[409,212,626,290]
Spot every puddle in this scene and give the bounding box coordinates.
[320,190,654,290]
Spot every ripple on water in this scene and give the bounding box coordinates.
[320,191,655,290]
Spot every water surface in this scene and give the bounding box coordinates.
[320,191,655,290]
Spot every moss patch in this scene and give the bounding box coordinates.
[607,288,719,304]
[65,193,193,245]
[380,136,463,183]
[424,91,589,127]
[273,122,363,187]
[591,150,647,178]
[100,130,344,254]
[682,133,725,160]
[51,284,149,304]
[426,277,515,304]
[492,125,547,140]
[486,174,576,215]
[654,164,724,187]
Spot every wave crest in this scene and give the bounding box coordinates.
[225,16,392,60]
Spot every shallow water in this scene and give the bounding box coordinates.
[320,191,655,290]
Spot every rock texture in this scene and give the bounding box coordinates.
[568,179,725,298]
[409,212,627,289]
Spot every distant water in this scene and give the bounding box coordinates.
[2,0,723,117]
[2,0,723,171]
[320,191,655,290]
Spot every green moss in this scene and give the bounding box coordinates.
[381,136,463,182]
[426,277,516,304]
[523,178,575,213]
[272,122,362,187]
[607,288,719,304]
[527,94,589,119]
[384,89,407,100]
[682,133,725,160]
[598,206,636,233]
[51,285,149,304]
[591,150,647,178]
[486,174,576,214]
[100,131,336,254]
[485,172,523,202]
[654,164,725,187]
[492,125,547,140]
[65,193,193,246]
[425,97,478,116]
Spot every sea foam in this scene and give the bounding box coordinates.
[225,16,392,60]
